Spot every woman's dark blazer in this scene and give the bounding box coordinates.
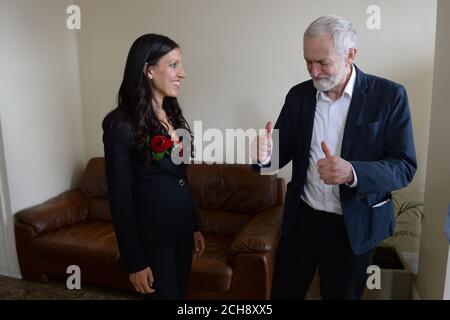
[102,110,199,273]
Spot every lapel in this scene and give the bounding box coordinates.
[301,84,317,155]
[340,65,368,159]
[292,82,316,168]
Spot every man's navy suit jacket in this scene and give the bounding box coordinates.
[256,65,417,255]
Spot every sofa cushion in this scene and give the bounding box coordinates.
[88,198,112,221]
[80,158,108,199]
[198,209,249,234]
[35,220,119,270]
[187,164,278,213]
[190,232,234,292]
[79,158,113,221]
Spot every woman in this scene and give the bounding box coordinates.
[102,34,205,299]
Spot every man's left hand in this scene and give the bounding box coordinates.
[317,141,354,185]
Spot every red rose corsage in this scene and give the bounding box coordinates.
[150,135,174,161]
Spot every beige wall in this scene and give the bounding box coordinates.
[77,0,436,254]
[0,0,86,276]
[0,0,441,288]
[417,0,450,300]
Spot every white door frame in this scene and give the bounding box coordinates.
[444,206,450,299]
[444,246,450,300]
[0,116,20,278]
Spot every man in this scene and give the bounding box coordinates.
[252,15,416,299]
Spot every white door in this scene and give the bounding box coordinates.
[0,157,9,276]
[0,118,20,278]
[444,206,450,299]
[0,199,8,274]
[444,247,450,300]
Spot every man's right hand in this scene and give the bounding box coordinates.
[251,121,273,164]
[129,266,155,294]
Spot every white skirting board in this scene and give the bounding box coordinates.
[401,251,420,300]
[412,282,421,300]
[0,269,21,279]
[401,251,419,274]
[444,246,450,300]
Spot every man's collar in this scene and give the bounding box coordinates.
[343,63,356,98]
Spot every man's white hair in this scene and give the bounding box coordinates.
[304,15,358,55]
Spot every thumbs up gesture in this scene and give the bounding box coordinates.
[251,121,273,164]
[317,141,354,185]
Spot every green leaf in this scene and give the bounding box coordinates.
[152,152,165,161]
[381,196,424,247]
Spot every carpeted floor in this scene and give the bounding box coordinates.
[0,275,138,300]
[0,274,321,300]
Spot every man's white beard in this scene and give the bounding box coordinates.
[312,67,348,92]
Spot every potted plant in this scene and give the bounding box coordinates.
[363,196,424,300]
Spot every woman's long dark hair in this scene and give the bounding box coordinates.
[116,33,193,164]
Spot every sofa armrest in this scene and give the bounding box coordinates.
[227,205,283,255]
[15,189,89,236]
[276,178,286,206]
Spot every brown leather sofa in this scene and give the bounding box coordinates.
[14,157,285,299]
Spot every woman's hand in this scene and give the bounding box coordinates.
[129,267,155,294]
[193,231,205,259]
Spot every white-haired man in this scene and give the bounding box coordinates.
[253,15,416,299]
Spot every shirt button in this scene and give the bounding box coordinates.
[178,179,185,187]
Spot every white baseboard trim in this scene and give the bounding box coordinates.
[0,268,22,279]
[398,251,422,300]
[401,251,419,274]
[412,282,421,300]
